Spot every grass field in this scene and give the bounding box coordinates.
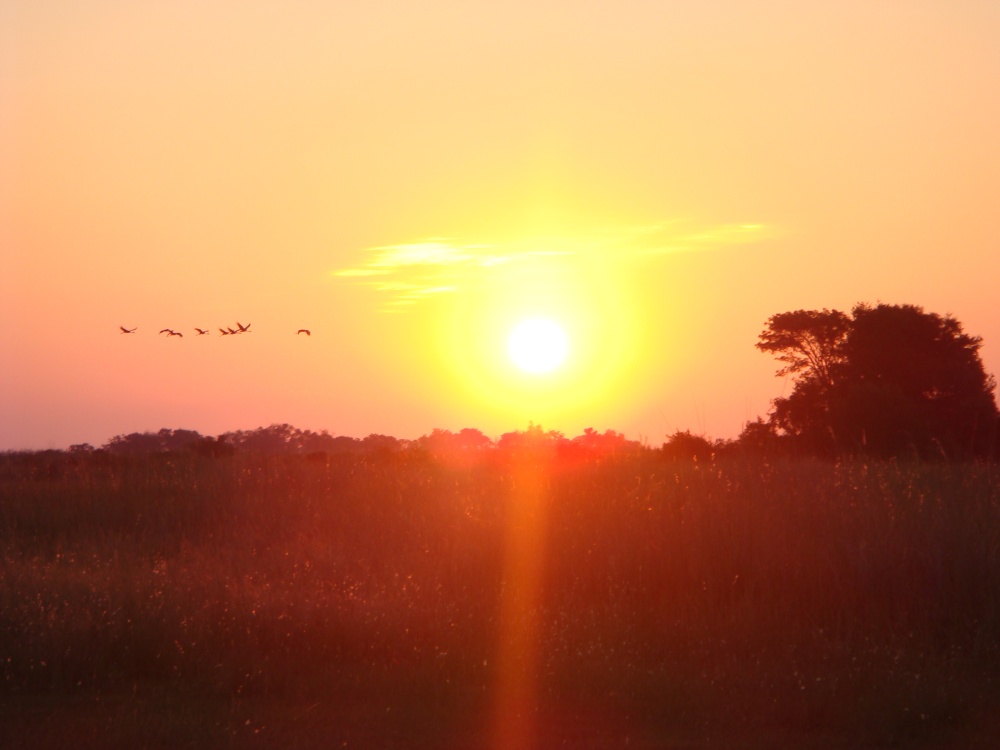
[2,447,1000,748]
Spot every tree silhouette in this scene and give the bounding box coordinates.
[759,303,998,458]
[497,423,567,459]
[414,428,493,468]
[103,428,206,454]
[662,430,715,462]
[569,428,639,461]
[756,308,851,388]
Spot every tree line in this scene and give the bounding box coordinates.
[63,423,648,464]
[39,302,1000,463]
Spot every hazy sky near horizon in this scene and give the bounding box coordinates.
[3,0,1000,450]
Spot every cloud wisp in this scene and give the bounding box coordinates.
[334,221,772,310]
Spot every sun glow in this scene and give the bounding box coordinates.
[508,319,568,374]
[419,233,656,429]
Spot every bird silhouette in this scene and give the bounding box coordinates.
[195,328,209,335]
[219,328,230,336]
[168,331,184,337]
[119,326,137,334]
[236,322,251,333]
[227,327,238,335]
[160,329,175,335]
[297,329,311,336]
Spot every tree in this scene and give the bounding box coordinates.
[758,303,999,458]
[414,428,493,467]
[756,309,852,453]
[497,423,567,457]
[733,417,784,456]
[360,433,406,456]
[756,308,851,388]
[662,430,715,462]
[103,428,206,454]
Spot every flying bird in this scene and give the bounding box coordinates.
[160,329,175,335]
[236,322,251,333]
[119,326,136,334]
[227,327,238,335]
[219,328,230,336]
[168,331,184,337]
[195,328,209,335]
[297,329,311,336]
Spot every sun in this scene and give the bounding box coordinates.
[507,318,569,374]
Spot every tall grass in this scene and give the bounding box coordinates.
[1,449,999,747]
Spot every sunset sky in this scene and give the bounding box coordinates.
[4,0,1000,450]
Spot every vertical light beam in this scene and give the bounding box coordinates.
[492,449,551,750]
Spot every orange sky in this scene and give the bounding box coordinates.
[3,1,1000,450]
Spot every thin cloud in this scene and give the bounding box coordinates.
[641,222,771,255]
[335,221,773,309]
[366,241,480,268]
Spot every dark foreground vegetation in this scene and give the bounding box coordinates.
[3,443,1000,749]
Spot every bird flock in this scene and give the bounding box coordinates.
[119,323,312,337]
